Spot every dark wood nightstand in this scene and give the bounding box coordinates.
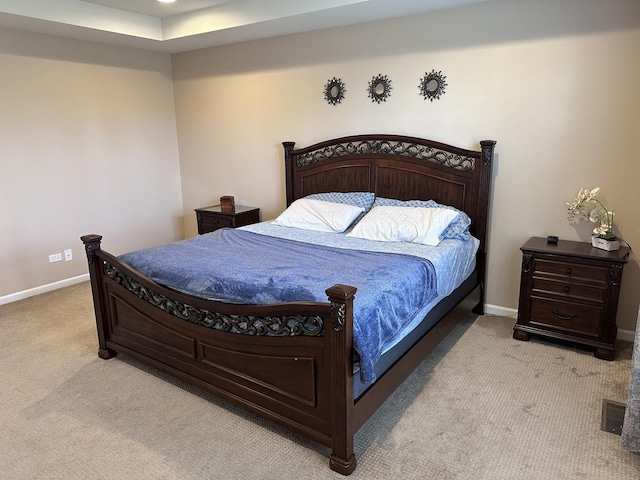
[195,205,260,234]
[513,237,629,360]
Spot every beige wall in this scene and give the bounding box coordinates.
[172,0,640,331]
[0,28,183,299]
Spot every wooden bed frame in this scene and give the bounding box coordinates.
[81,134,496,475]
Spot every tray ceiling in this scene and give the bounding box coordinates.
[0,0,493,53]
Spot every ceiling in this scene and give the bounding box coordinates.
[0,0,493,53]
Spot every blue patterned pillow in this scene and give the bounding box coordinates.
[306,192,375,212]
[372,197,471,240]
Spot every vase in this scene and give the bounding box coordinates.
[591,235,621,251]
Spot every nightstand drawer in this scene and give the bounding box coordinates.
[199,216,233,231]
[534,259,608,284]
[532,277,606,303]
[530,296,603,337]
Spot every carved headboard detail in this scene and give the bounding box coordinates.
[283,134,496,288]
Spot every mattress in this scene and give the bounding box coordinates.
[242,221,479,349]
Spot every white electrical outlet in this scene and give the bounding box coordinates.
[64,249,73,261]
[49,253,62,263]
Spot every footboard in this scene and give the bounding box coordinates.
[81,234,358,475]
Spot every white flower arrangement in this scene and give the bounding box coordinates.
[566,187,616,240]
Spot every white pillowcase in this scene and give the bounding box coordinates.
[272,198,364,233]
[346,206,459,246]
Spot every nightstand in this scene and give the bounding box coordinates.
[195,204,260,234]
[513,237,629,360]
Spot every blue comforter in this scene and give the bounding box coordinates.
[120,229,437,382]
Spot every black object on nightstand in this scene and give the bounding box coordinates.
[195,204,260,234]
[513,236,629,360]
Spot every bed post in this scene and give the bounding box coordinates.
[325,284,358,476]
[474,140,497,314]
[283,141,296,207]
[80,234,116,360]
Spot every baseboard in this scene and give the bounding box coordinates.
[485,304,517,318]
[617,328,636,343]
[484,304,634,342]
[0,274,89,306]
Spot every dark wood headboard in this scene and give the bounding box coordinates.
[283,134,497,289]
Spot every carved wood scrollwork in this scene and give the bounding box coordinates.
[103,262,324,337]
[84,243,97,264]
[483,147,492,166]
[609,264,624,286]
[296,140,475,171]
[331,302,346,332]
[521,253,533,273]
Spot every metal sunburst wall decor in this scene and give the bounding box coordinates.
[367,74,392,104]
[419,70,447,102]
[323,77,346,106]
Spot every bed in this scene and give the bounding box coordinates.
[81,133,497,475]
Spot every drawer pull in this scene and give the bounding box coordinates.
[551,309,577,321]
[565,267,572,275]
[563,286,570,293]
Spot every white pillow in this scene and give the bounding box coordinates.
[272,198,364,233]
[346,206,459,246]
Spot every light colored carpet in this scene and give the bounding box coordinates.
[1,282,639,479]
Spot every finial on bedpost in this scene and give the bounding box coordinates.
[283,141,296,207]
[81,234,103,265]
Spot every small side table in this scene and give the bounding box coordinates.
[514,237,629,359]
[195,205,260,234]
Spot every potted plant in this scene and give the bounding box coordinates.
[566,187,621,251]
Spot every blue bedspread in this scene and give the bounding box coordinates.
[120,229,437,382]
